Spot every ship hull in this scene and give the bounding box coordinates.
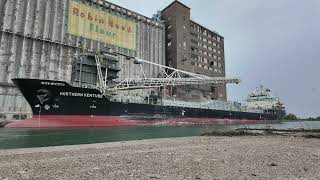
[5,115,278,128]
[6,79,284,128]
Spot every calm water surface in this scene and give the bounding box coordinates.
[0,121,319,149]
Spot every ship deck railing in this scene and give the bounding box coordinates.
[110,95,265,114]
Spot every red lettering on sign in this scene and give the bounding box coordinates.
[80,12,85,18]
[115,24,119,29]
[88,13,93,21]
[109,20,113,27]
[73,7,79,16]
[99,19,104,25]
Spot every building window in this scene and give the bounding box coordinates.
[167,42,172,47]
[191,32,197,37]
[167,25,172,29]
[218,57,222,60]
[217,36,221,42]
[191,54,198,60]
[191,39,197,44]
[218,63,221,68]
[183,42,186,49]
[213,43,216,47]
[203,30,207,35]
[214,55,217,59]
[218,51,221,54]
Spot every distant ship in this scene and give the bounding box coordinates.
[245,85,285,112]
[6,52,286,128]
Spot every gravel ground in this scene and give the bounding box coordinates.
[0,136,319,180]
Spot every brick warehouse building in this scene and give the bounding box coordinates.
[161,1,227,101]
[0,0,165,119]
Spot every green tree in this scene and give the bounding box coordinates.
[284,113,298,121]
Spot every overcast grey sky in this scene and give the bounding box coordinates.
[110,0,320,118]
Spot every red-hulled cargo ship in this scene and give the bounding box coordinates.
[5,78,285,128]
[6,52,285,128]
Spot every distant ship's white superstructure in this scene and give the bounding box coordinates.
[245,85,285,111]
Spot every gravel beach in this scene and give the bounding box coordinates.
[0,136,319,179]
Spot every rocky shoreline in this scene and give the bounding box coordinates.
[202,128,320,139]
[0,136,319,179]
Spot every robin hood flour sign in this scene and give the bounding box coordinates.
[68,0,136,50]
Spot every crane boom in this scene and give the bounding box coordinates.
[107,77,239,91]
[94,50,240,93]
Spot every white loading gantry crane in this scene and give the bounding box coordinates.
[94,50,240,95]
